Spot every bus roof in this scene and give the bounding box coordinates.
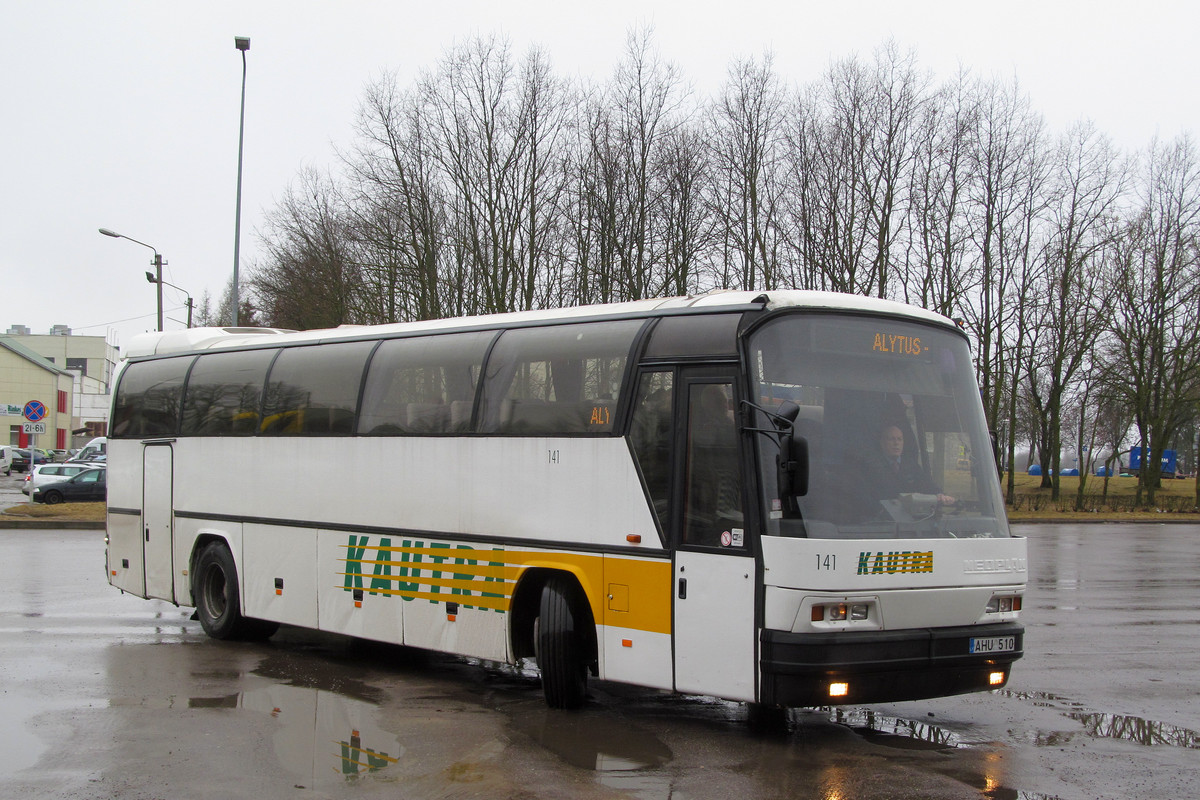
[122,290,955,359]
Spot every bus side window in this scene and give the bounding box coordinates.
[358,333,493,435]
[111,357,193,438]
[477,321,643,435]
[180,349,274,436]
[261,342,374,436]
[628,371,674,528]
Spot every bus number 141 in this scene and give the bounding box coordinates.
[817,555,836,571]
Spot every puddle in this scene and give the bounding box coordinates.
[1067,710,1199,748]
[179,681,402,784]
[101,646,405,786]
[1000,690,1200,749]
[822,706,964,750]
[506,705,673,771]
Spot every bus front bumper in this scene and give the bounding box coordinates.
[759,622,1024,707]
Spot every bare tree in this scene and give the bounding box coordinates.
[902,69,978,317]
[253,168,359,329]
[708,52,786,291]
[344,74,448,322]
[959,76,1047,495]
[1023,121,1127,497]
[1106,135,1200,504]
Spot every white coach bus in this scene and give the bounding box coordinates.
[105,290,1025,709]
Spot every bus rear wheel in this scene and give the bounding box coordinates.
[194,542,278,641]
[537,574,590,709]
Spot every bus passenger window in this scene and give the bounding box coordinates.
[111,356,192,438]
[478,321,642,435]
[358,332,493,435]
[261,342,374,435]
[683,382,743,547]
[180,349,274,436]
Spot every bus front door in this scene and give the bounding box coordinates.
[142,444,175,602]
[672,371,757,702]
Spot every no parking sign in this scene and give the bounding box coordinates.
[23,400,46,422]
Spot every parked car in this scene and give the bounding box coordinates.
[11,448,49,473]
[23,462,105,495]
[72,437,107,464]
[0,445,12,476]
[32,468,107,504]
[50,449,71,462]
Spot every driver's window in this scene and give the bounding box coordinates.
[628,371,674,530]
[682,381,744,548]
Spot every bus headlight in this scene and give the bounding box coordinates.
[985,595,1022,614]
[812,601,872,623]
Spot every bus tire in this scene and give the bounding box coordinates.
[537,574,589,709]
[194,542,278,641]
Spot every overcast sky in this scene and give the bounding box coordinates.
[4,1,1196,351]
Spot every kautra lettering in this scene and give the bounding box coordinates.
[341,535,508,612]
[856,550,934,575]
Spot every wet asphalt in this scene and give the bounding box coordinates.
[0,471,1196,799]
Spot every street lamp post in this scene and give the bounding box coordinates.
[99,227,164,332]
[233,35,250,327]
[146,272,193,328]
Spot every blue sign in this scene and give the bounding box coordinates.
[1129,447,1177,475]
[23,400,46,422]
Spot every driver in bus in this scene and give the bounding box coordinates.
[870,423,955,507]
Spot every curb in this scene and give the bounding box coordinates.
[0,518,105,530]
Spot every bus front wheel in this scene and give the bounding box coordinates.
[194,542,278,641]
[537,574,589,709]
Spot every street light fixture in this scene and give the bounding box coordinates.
[145,272,193,328]
[99,227,164,332]
[232,35,250,327]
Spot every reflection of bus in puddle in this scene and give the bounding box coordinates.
[226,684,402,782]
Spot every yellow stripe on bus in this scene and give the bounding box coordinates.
[338,539,674,636]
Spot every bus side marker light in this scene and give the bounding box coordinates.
[622,639,633,648]
[447,602,459,621]
[829,682,849,698]
[274,578,283,596]
[989,672,1006,686]
[353,588,363,608]
[626,534,641,544]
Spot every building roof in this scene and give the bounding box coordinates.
[0,336,72,376]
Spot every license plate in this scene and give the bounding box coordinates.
[969,636,1016,654]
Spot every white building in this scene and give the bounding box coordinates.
[1,325,120,448]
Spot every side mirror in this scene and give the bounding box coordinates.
[777,432,809,516]
[775,401,801,429]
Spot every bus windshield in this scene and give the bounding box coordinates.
[749,312,1010,540]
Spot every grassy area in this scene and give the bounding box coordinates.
[2,502,106,522]
[1003,472,1199,521]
